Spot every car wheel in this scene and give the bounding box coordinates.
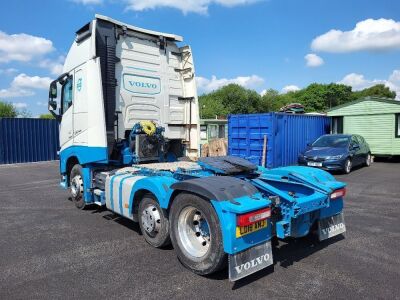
[344,158,352,174]
[365,153,372,167]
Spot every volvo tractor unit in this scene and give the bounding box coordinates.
[49,15,346,281]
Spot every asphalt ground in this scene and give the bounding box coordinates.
[0,161,399,299]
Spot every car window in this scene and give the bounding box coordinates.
[351,136,358,145]
[312,136,350,148]
[62,76,73,114]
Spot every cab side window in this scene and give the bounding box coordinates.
[62,76,73,114]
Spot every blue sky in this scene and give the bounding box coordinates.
[1,0,400,116]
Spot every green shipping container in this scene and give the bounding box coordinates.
[327,97,400,156]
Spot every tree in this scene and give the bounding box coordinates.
[199,84,263,118]
[297,83,353,112]
[17,108,32,118]
[353,84,396,100]
[0,101,18,118]
[260,89,281,112]
[39,113,55,119]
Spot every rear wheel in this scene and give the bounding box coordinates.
[138,194,171,248]
[343,158,352,174]
[70,164,86,209]
[169,192,226,275]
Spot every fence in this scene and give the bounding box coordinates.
[0,118,59,164]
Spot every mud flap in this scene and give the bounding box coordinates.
[228,241,273,281]
[318,212,346,241]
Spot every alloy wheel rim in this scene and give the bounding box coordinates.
[177,206,211,258]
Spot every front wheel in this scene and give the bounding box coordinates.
[343,158,352,174]
[169,192,226,276]
[70,164,86,209]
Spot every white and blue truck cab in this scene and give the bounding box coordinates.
[48,15,346,281]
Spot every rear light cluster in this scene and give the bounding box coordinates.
[237,208,271,226]
[331,188,346,200]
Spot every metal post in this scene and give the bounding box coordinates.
[262,135,267,167]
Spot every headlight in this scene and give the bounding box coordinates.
[325,155,343,160]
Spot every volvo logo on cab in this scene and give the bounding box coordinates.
[128,81,157,89]
[123,74,161,95]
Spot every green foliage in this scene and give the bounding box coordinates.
[198,83,397,118]
[199,84,262,118]
[352,84,396,100]
[39,113,55,119]
[0,101,18,118]
[296,83,353,112]
[17,108,32,118]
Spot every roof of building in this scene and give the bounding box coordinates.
[327,96,400,112]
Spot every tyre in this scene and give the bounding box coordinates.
[343,158,352,174]
[365,153,372,167]
[70,164,86,209]
[169,192,226,275]
[138,194,171,248]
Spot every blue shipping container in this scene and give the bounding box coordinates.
[228,113,330,168]
[0,118,59,164]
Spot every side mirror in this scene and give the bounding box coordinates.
[49,81,57,99]
[48,100,57,111]
[48,80,61,121]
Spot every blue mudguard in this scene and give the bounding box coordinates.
[211,193,272,255]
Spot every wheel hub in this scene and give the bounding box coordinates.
[70,175,83,198]
[178,206,211,258]
[141,204,161,235]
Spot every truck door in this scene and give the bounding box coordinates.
[73,66,88,145]
[59,76,74,149]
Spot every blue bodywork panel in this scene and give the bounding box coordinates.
[59,146,108,174]
[59,153,346,255]
[253,165,346,238]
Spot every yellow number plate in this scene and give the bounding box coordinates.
[236,220,267,238]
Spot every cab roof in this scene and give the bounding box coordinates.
[95,14,183,42]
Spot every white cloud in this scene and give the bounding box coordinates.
[304,53,324,67]
[124,0,262,14]
[196,74,264,94]
[36,101,48,107]
[281,85,300,93]
[39,55,65,75]
[13,102,28,109]
[0,73,52,98]
[0,68,18,75]
[12,73,52,89]
[0,31,54,63]
[338,70,400,99]
[0,87,33,98]
[311,18,400,53]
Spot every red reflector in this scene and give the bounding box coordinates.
[237,208,271,226]
[331,188,346,199]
